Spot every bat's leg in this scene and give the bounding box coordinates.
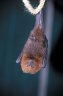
[35,11,44,30]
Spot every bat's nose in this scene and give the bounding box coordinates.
[27,60,35,68]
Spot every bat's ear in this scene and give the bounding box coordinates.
[16,53,22,64]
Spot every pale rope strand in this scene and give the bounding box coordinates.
[22,0,45,15]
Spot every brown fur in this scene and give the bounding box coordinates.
[20,26,48,74]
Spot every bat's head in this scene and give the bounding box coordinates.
[20,54,43,74]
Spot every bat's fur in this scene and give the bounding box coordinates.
[21,26,48,74]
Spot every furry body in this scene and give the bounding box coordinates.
[20,26,48,74]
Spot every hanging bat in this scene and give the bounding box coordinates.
[16,11,48,74]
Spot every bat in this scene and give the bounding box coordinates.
[16,11,48,74]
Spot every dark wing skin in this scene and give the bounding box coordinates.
[42,35,48,68]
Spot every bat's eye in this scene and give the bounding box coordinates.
[32,35,35,39]
[30,34,36,41]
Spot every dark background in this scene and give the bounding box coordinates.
[0,0,63,96]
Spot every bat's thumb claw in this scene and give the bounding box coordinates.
[16,58,20,63]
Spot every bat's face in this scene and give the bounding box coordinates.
[21,54,43,74]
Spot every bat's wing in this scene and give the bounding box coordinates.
[42,37,48,68]
[16,52,22,64]
[42,49,48,68]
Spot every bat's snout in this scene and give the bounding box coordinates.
[27,60,35,68]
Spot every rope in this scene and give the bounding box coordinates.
[22,0,45,15]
